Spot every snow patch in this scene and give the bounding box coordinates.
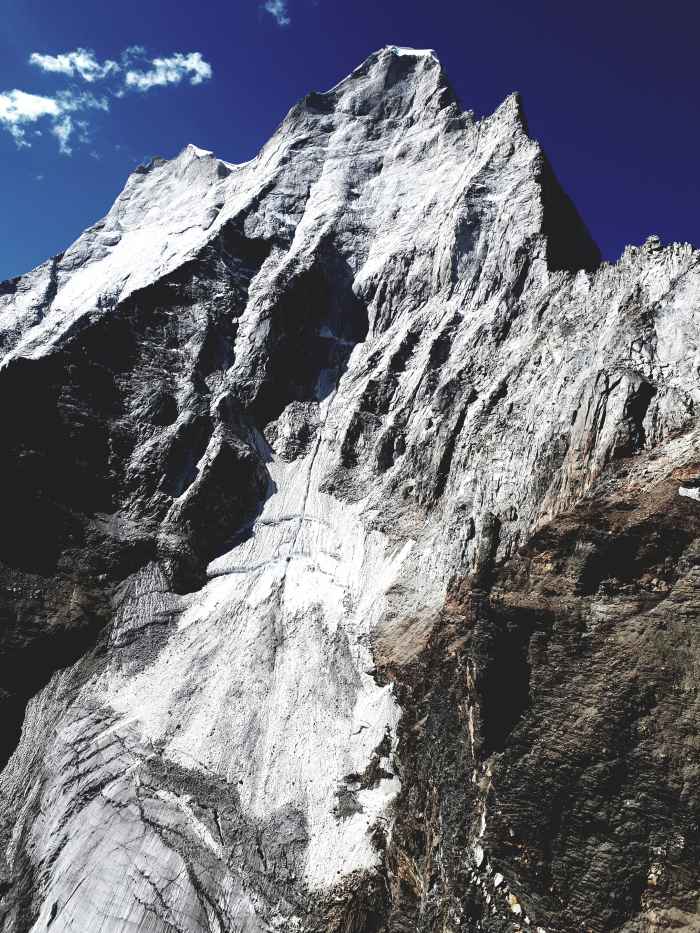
[385,45,437,59]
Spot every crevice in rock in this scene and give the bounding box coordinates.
[245,243,369,427]
[158,414,213,499]
[431,399,471,502]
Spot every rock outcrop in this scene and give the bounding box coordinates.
[0,46,698,933]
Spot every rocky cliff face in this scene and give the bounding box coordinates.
[0,46,698,933]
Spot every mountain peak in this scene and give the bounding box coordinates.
[311,42,454,122]
[183,142,214,158]
[383,44,438,58]
[0,46,601,367]
[490,90,528,131]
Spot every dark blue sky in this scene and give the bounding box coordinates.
[2,0,699,280]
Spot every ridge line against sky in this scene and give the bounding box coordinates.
[1,0,698,280]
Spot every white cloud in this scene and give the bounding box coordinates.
[263,0,291,26]
[0,87,108,153]
[3,46,213,154]
[124,52,212,91]
[0,89,60,123]
[29,46,213,91]
[0,89,60,147]
[30,48,119,82]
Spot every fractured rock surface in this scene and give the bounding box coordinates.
[0,46,699,932]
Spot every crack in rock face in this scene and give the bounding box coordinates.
[1,45,700,933]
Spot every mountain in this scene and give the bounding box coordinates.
[0,46,698,933]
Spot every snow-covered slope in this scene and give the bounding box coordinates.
[0,46,699,933]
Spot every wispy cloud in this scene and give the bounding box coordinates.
[263,0,291,27]
[124,52,212,91]
[2,46,213,154]
[30,48,119,83]
[50,115,74,154]
[49,112,95,155]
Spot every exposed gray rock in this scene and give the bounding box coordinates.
[0,45,698,933]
